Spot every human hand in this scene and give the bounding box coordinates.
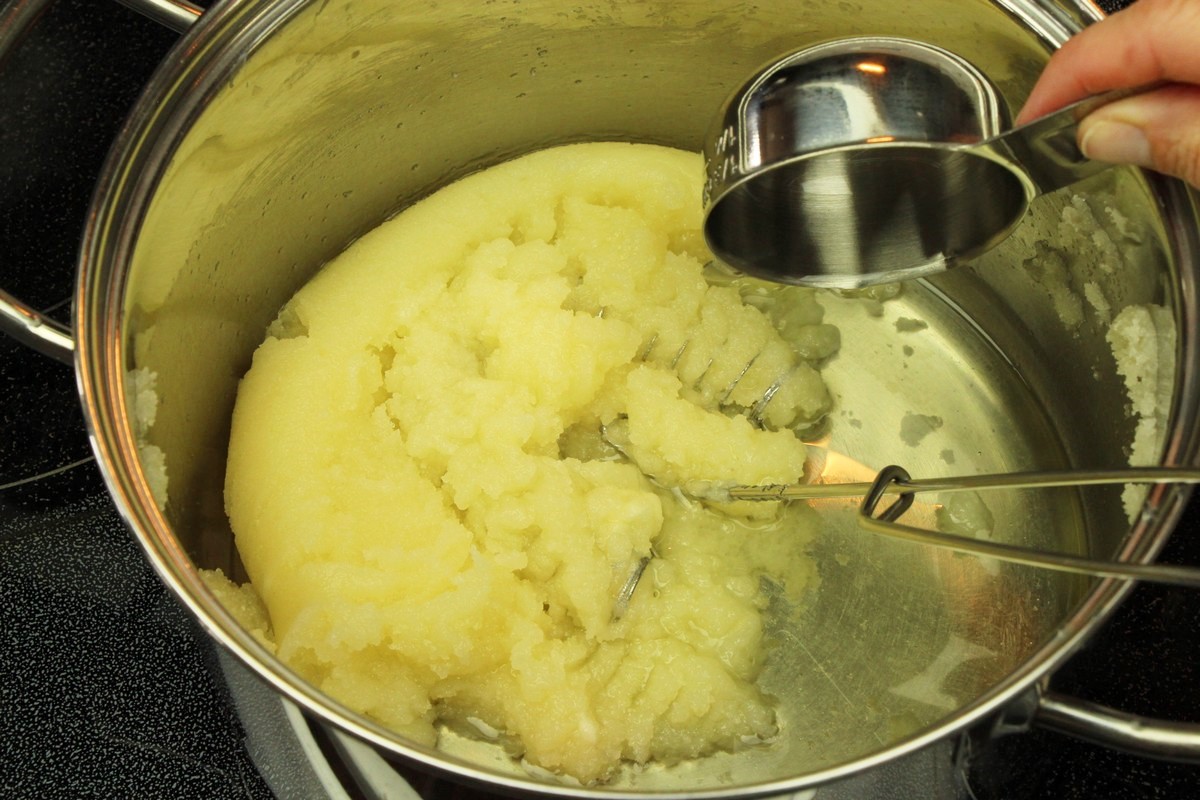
[1016,0,1200,189]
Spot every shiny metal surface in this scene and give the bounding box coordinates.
[1037,690,1200,762]
[0,0,198,358]
[60,0,1200,795]
[113,0,202,32]
[704,36,1023,288]
[853,465,1200,588]
[0,287,73,363]
[702,36,1150,288]
[625,463,1200,592]
[684,463,1200,587]
[0,0,75,364]
[986,84,1151,195]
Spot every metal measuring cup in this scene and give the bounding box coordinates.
[703,36,1142,288]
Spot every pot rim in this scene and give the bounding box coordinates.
[72,0,1200,795]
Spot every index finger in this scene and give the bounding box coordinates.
[1016,0,1200,124]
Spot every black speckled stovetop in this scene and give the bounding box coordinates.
[0,0,270,797]
[2,1,1198,799]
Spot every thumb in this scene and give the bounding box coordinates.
[1078,84,1200,189]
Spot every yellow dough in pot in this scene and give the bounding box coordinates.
[220,142,832,783]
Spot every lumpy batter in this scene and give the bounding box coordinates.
[217,142,837,782]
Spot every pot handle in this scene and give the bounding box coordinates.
[1036,689,1200,762]
[0,0,201,363]
[112,0,202,33]
[0,289,74,364]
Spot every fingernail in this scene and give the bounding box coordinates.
[1079,120,1153,169]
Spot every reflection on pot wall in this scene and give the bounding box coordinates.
[78,0,1196,793]
[121,0,1063,559]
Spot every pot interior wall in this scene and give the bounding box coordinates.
[127,0,1078,568]
[110,0,1183,791]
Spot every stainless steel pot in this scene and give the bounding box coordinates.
[4,0,1200,795]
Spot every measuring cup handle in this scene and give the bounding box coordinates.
[996,83,1161,196]
[0,0,200,363]
[1036,689,1200,762]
